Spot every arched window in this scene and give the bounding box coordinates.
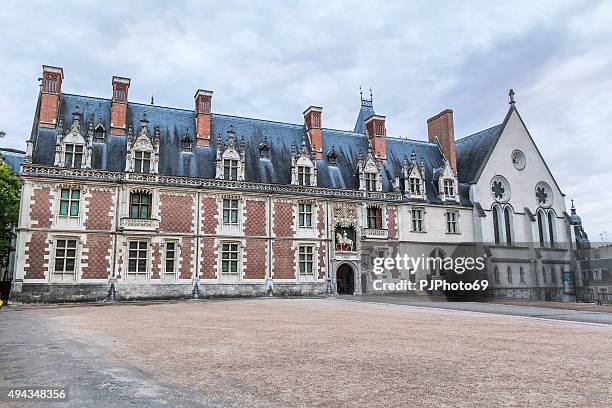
[493,266,500,284]
[547,211,556,248]
[428,248,447,276]
[551,267,557,283]
[507,267,513,284]
[94,124,105,142]
[542,267,547,284]
[493,205,501,244]
[519,267,525,283]
[504,207,513,245]
[537,209,546,246]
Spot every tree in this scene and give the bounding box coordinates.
[0,148,21,280]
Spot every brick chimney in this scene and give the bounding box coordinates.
[364,114,387,159]
[195,89,213,146]
[38,65,64,128]
[110,76,130,135]
[303,106,323,159]
[427,109,456,172]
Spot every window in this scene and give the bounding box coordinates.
[183,137,192,151]
[94,125,105,142]
[445,211,459,234]
[507,267,513,284]
[409,177,421,195]
[298,245,314,276]
[130,191,151,219]
[367,206,383,229]
[53,239,77,281]
[222,199,239,224]
[551,267,557,283]
[223,159,238,180]
[411,208,424,232]
[298,203,312,227]
[547,212,556,248]
[127,241,149,281]
[134,151,151,173]
[443,179,454,197]
[494,267,500,284]
[64,144,83,168]
[59,188,80,217]
[164,241,177,280]
[221,243,240,275]
[520,267,526,283]
[365,172,377,191]
[537,210,546,246]
[542,267,547,284]
[297,166,312,186]
[493,206,501,244]
[504,207,513,245]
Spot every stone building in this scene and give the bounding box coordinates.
[10,65,581,302]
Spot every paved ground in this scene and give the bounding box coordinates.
[345,295,612,325]
[1,298,611,407]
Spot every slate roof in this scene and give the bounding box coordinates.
[455,124,503,184]
[0,148,25,173]
[29,93,474,205]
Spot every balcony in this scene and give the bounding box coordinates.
[119,217,160,232]
[363,228,388,239]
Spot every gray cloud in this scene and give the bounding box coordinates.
[0,0,611,240]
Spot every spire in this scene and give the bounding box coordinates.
[150,95,154,105]
[509,89,515,105]
[354,87,376,133]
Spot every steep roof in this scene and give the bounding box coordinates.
[455,124,503,184]
[29,93,471,205]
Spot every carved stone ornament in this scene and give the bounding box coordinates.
[332,203,358,227]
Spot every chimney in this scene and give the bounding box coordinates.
[38,65,64,128]
[364,114,387,159]
[427,109,456,172]
[110,76,131,135]
[195,89,213,146]
[303,106,323,159]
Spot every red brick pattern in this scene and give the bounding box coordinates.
[387,207,397,240]
[151,242,161,279]
[389,243,400,278]
[244,239,266,279]
[24,232,48,279]
[85,190,113,231]
[160,194,194,233]
[39,93,60,127]
[273,202,293,237]
[201,197,217,234]
[180,237,193,279]
[245,200,266,236]
[30,187,52,228]
[272,241,294,279]
[318,242,326,280]
[317,204,325,238]
[199,237,216,279]
[82,234,111,279]
[110,102,127,135]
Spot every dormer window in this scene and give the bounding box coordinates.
[183,137,192,151]
[365,172,378,191]
[125,114,160,174]
[134,151,151,173]
[410,177,421,195]
[223,159,239,180]
[64,144,84,168]
[94,124,105,142]
[443,179,455,196]
[297,166,312,186]
[216,126,246,181]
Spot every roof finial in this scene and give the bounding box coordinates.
[571,199,575,209]
[359,86,363,100]
[509,89,515,105]
[151,95,154,105]
[369,88,373,103]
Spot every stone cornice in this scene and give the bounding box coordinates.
[19,164,471,207]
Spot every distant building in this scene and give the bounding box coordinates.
[9,65,585,302]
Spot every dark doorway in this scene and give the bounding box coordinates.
[337,264,355,294]
[361,274,367,294]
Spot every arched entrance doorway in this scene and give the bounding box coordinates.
[337,264,355,294]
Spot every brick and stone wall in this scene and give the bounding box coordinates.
[81,234,112,279]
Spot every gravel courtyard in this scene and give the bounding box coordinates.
[2,298,611,407]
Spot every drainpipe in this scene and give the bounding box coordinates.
[192,189,201,298]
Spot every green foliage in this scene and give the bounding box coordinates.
[0,161,21,265]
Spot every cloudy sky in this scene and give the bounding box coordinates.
[1,0,611,239]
